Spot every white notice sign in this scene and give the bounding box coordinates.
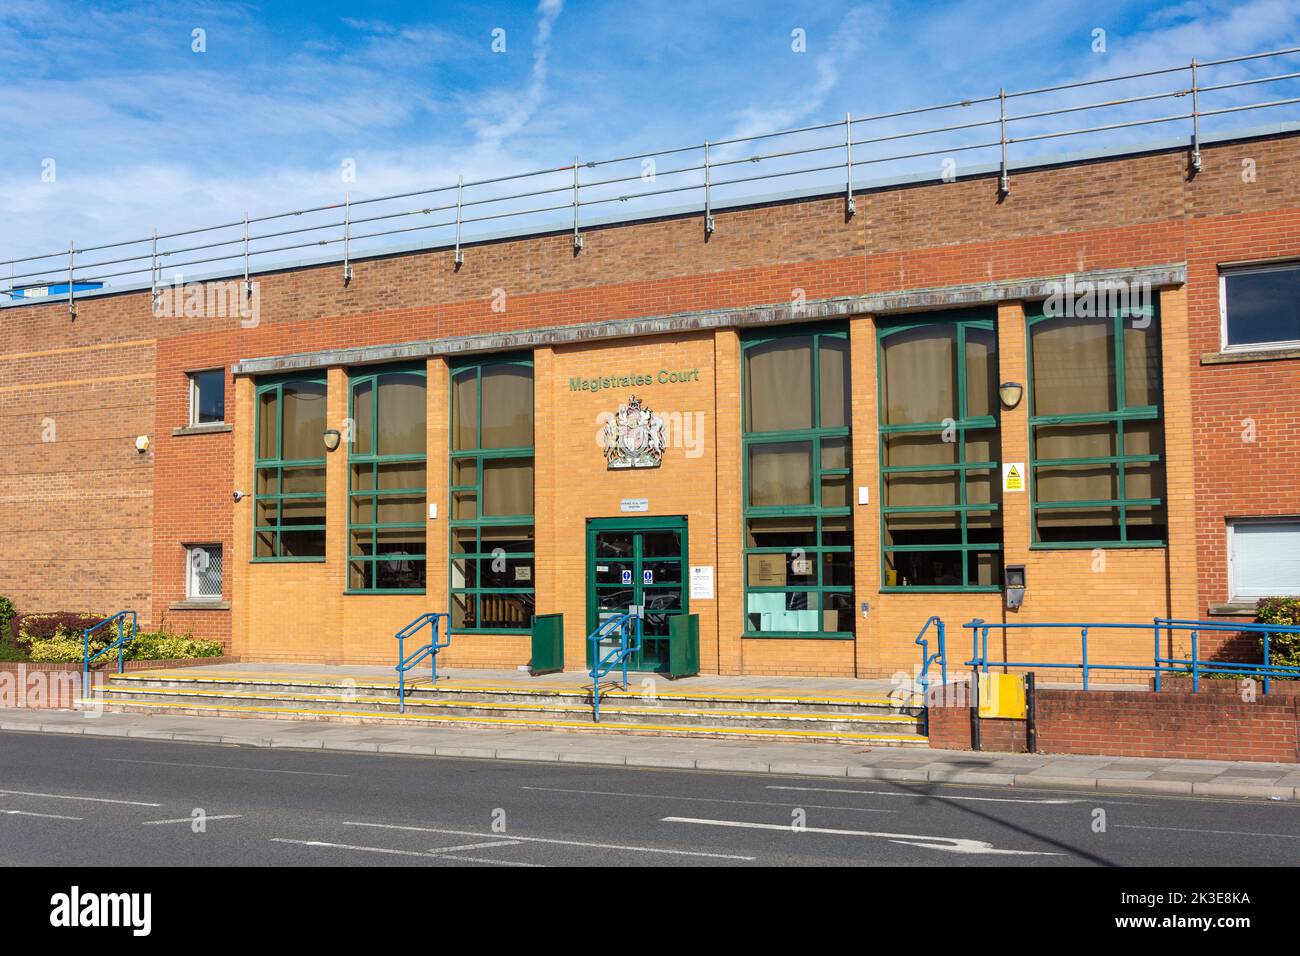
[690,565,714,600]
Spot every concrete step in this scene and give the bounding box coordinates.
[83,696,927,745]
[84,673,929,746]
[93,684,923,735]
[106,674,918,717]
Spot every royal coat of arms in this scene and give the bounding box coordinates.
[602,395,665,469]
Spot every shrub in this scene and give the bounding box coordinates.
[21,617,224,664]
[0,596,15,641]
[1256,597,1300,670]
[14,612,106,650]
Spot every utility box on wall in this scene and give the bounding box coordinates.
[530,613,564,675]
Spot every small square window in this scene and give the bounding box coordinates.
[189,369,225,425]
[186,544,223,600]
[1220,262,1300,351]
[1228,520,1300,602]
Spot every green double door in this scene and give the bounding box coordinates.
[585,516,688,672]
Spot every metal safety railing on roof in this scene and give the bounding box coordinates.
[5,45,1300,316]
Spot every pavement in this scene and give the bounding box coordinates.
[4,706,1299,800]
[1,727,1297,866]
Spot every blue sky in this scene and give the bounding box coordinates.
[2,0,1299,273]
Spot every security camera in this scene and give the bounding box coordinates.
[233,490,246,502]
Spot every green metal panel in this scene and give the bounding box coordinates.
[668,613,700,678]
[529,613,564,674]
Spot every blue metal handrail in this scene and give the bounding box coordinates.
[914,615,947,705]
[587,609,643,722]
[394,613,451,713]
[963,617,1300,693]
[83,610,137,697]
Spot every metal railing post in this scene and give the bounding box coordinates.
[1081,627,1089,689]
[1153,618,1161,692]
[703,141,715,236]
[844,112,856,216]
[242,212,252,299]
[454,175,464,266]
[1190,57,1203,173]
[998,88,1010,195]
[1192,629,1200,693]
[938,619,947,688]
[67,241,76,318]
[1263,631,1271,696]
[572,159,584,252]
[342,193,352,283]
[150,229,160,315]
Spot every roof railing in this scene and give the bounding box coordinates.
[4,45,1300,315]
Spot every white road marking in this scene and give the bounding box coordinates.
[270,838,541,867]
[342,821,756,861]
[431,840,521,853]
[143,815,243,826]
[106,758,349,778]
[1118,824,1300,839]
[767,785,1084,805]
[661,816,1063,855]
[0,788,160,807]
[0,808,83,820]
[519,785,894,814]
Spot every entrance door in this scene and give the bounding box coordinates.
[585,516,688,672]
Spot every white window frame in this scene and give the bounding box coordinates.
[1219,260,1300,353]
[185,543,223,601]
[188,369,226,426]
[1226,517,1300,603]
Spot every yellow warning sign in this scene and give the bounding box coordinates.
[1002,462,1025,493]
[978,673,1027,719]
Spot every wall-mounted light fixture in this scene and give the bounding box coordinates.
[322,428,342,452]
[134,435,151,453]
[998,381,1024,409]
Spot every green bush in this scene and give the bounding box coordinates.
[1256,597,1300,671]
[0,595,15,640]
[23,620,223,664]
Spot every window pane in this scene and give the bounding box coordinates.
[281,380,327,460]
[282,466,326,495]
[280,528,326,557]
[818,336,850,428]
[745,516,815,550]
[1034,462,1116,504]
[194,370,224,424]
[375,495,426,525]
[1036,507,1120,542]
[885,550,963,587]
[1031,316,1114,416]
[821,438,849,470]
[377,461,424,490]
[480,364,533,448]
[1224,266,1300,347]
[1035,422,1116,462]
[377,372,426,455]
[748,441,812,507]
[965,327,997,418]
[745,337,812,432]
[351,379,373,455]
[1123,320,1161,408]
[885,471,960,508]
[478,593,534,629]
[884,432,957,468]
[884,512,961,542]
[482,457,534,516]
[882,325,955,424]
[452,458,476,488]
[967,551,1001,587]
[452,369,478,451]
[746,591,820,633]
[281,497,325,526]
[1231,521,1300,597]
[821,474,849,508]
[257,390,277,459]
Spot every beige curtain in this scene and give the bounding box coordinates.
[746,338,812,432]
[258,391,277,459]
[818,337,850,428]
[352,380,373,455]
[749,442,812,507]
[452,369,477,451]
[1124,323,1160,407]
[281,381,326,460]
[481,365,534,448]
[1031,317,1114,416]
[881,327,955,424]
[376,373,425,456]
[483,457,534,516]
[965,328,997,418]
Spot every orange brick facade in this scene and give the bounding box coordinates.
[2,130,1298,677]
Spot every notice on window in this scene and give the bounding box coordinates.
[690,565,714,600]
[1002,462,1025,493]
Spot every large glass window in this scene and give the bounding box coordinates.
[348,366,427,592]
[1220,261,1300,351]
[742,327,853,637]
[1028,300,1166,546]
[878,311,1002,589]
[254,375,327,560]
[450,357,535,632]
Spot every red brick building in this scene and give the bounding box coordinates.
[2,106,1298,677]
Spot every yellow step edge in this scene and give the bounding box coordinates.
[95,686,918,723]
[79,698,928,742]
[109,675,899,708]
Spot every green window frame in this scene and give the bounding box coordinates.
[449,355,535,634]
[1026,299,1167,548]
[741,324,854,639]
[877,310,1002,591]
[253,373,328,562]
[347,364,427,593]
